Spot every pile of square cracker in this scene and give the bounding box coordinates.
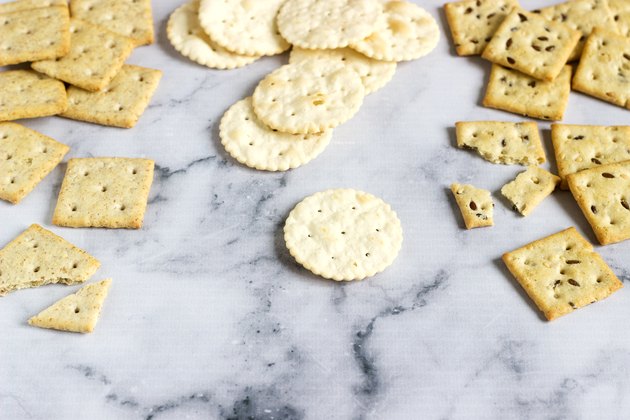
[445,0,630,321]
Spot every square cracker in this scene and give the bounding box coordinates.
[31,18,135,92]
[0,70,67,121]
[61,64,162,129]
[483,64,571,121]
[0,0,66,14]
[501,166,560,216]
[567,160,630,245]
[0,6,70,66]
[70,0,154,46]
[0,224,100,296]
[503,227,623,321]
[0,123,69,204]
[551,124,630,189]
[455,121,545,166]
[450,183,494,229]
[572,28,630,110]
[609,0,630,38]
[53,157,155,229]
[444,0,519,56]
[482,9,580,81]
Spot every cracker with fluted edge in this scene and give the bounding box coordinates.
[501,166,559,216]
[0,70,67,121]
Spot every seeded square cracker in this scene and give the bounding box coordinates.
[503,227,623,320]
[483,64,571,121]
[0,0,66,14]
[551,124,630,189]
[482,10,580,81]
[31,19,135,92]
[450,183,494,229]
[455,121,545,165]
[567,160,630,245]
[609,0,630,38]
[501,166,560,216]
[572,28,630,110]
[0,70,67,121]
[0,224,100,296]
[53,157,154,229]
[444,0,519,56]
[0,123,69,204]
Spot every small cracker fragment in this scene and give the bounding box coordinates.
[0,0,66,14]
[252,59,364,134]
[31,18,135,92]
[551,124,630,189]
[61,64,162,129]
[0,123,69,204]
[572,28,630,110]
[501,166,560,216]
[220,97,332,171]
[198,0,289,56]
[0,70,67,121]
[482,10,580,81]
[450,183,494,229]
[52,158,155,229]
[483,64,571,121]
[166,1,260,70]
[284,189,403,281]
[0,6,70,66]
[444,0,518,56]
[0,224,100,296]
[277,0,383,50]
[28,279,111,333]
[609,0,630,38]
[502,227,623,321]
[534,0,618,62]
[455,121,545,166]
[351,1,440,62]
[70,0,154,46]
[567,160,630,245]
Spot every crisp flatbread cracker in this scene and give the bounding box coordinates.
[451,183,494,229]
[0,70,67,121]
[501,166,560,216]
[0,0,66,14]
[609,0,630,38]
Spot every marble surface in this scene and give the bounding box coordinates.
[2,1,630,419]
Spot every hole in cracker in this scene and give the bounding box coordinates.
[365,253,370,257]
[375,228,380,232]
[33,266,40,273]
[6,154,12,160]
[120,205,126,211]
[132,169,137,175]
[74,307,80,313]
[72,263,78,269]
[84,172,89,176]
[72,206,77,211]
[531,177,540,185]
[101,186,107,192]
[33,243,38,249]
[10,177,15,184]
[118,105,124,111]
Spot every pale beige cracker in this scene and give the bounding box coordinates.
[198,0,289,56]
[501,166,560,216]
[572,28,630,110]
[455,121,545,166]
[252,59,364,134]
[351,1,440,62]
[609,0,630,38]
[0,70,67,121]
[167,1,260,70]
[70,0,154,46]
[289,47,396,94]
[61,64,162,129]
[277,0,383,49]
[450,183,494,229]
[0,224,100,296]
[444,0,519,56]
[284,189,403,281]
[502,227,623,321]
[551,124,630,189]
[567,160,630,245]
[482,10,580,81]
[29,279,111,333]
[220,97,332,171]
[0,6,70,66]
[0,0,66,14]
[483,64,571,121]
[53,158,154,229]
[31,18,135,92]
[0,123,69,204]
[534,0,618,62]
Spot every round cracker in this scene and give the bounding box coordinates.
[220,97,332,171]
[252,59,365,134]
[289,47,396,94]
[166,0,260,70]
[198,0,290,56]
[277,0,383,49]
[350,1,440,62]
[284,189,403,281]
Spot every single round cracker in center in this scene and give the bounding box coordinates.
[284,189,403,281]
[252,59,365,134]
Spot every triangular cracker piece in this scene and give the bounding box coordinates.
[451,183,494,229]
[501,166,560,216]
[28,279,111,333]
[0,224,100,296]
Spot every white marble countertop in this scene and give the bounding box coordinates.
[2,1,630,419]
